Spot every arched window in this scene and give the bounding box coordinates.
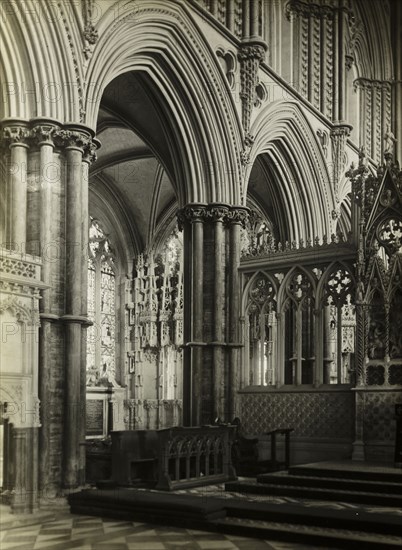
[322,265,355,384]
[283,269,315,385]
[244,273,277,386]
[86,218,117,386]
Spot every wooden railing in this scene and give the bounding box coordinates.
[155,426,237,490]
[108,426,237,490]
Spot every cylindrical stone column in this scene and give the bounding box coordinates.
[227,206,248,419]
[178,205,206,426]
[1,120,30,250]
[57,125,95,489]
[210,204,229,421]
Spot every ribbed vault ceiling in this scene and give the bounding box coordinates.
[90,73,177,252]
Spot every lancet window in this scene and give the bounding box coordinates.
[244,273,277,386]
[242,259,356,387]
[283,269,315,385]
[322,265,355,384]
[86,218,116,386]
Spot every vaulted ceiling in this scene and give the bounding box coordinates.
[90,72,177,254]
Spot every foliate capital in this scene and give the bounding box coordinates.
[177,204,208,229]
[226,206,249,227]
[1,120,30,147]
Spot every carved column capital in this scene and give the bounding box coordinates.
[206,203,230,223]
[177,203,208,229]
[31,119,61,147]
[83,138,100,165]
[226,206,249,228]
[1,120,30,148]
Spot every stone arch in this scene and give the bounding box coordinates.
[277,265,317,312]
[89,174,139,274]
[1,0,243,205]
[0,1,83,121]
[246,101,333,241]
[0,296,35,324]
[83,0,243,205]
[316,260,355,310]
[242,270,278,314]
[350,0,393,81]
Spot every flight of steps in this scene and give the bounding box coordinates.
[68,462,402,548]
[225,462,402,507]
[221,461,402,548]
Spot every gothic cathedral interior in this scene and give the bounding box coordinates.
[0,0,402,515]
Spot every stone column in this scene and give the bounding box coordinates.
[391,0,402,161]
[178,205,206,426]
[56,125,96,489]
[11,429,27,513]
[209,204,229,421]
[227,207,248,419]
[178,203,247,425]
[1,120,30,249]
[337,0,348,122]
[30,119,62,502]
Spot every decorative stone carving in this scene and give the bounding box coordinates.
[384,125,397,157]
[53,129,92,150]
[240,391,354,439]
[216,48,236,89]
[317,129,329,158]
[1,124,30,146]
[0,296,38,324]
[238,44,266,135]
[330,124,352,201]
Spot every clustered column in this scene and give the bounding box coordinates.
[55,125,97,488]
[178,204,248,426]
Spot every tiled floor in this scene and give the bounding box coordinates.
[0,512,315,550]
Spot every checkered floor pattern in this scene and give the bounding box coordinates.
[0,514,314,550]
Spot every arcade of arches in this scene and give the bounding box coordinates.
[0,0,401,513]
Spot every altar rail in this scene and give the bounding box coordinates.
[109,426,236,490]
[155,426,237,490]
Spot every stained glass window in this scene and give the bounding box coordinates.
[86,218,116,386]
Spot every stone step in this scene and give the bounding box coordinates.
[225,480,402,507]
[223,497,402,537]
[257,471,402,494]
[288,462,402,484]
[214,516,402,549]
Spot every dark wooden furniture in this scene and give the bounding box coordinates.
[265,428,294,470]
[108,426,236,490]
[110,430,158,486]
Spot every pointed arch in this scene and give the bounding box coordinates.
[246,101,333,240]
[278,264,317,311]
[0,1,82,120]
[316,261,356,310]
[83,0,243,205]
[242,270,278,313]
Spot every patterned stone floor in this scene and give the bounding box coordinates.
[0,513,316,550]
[2,473,401,550]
